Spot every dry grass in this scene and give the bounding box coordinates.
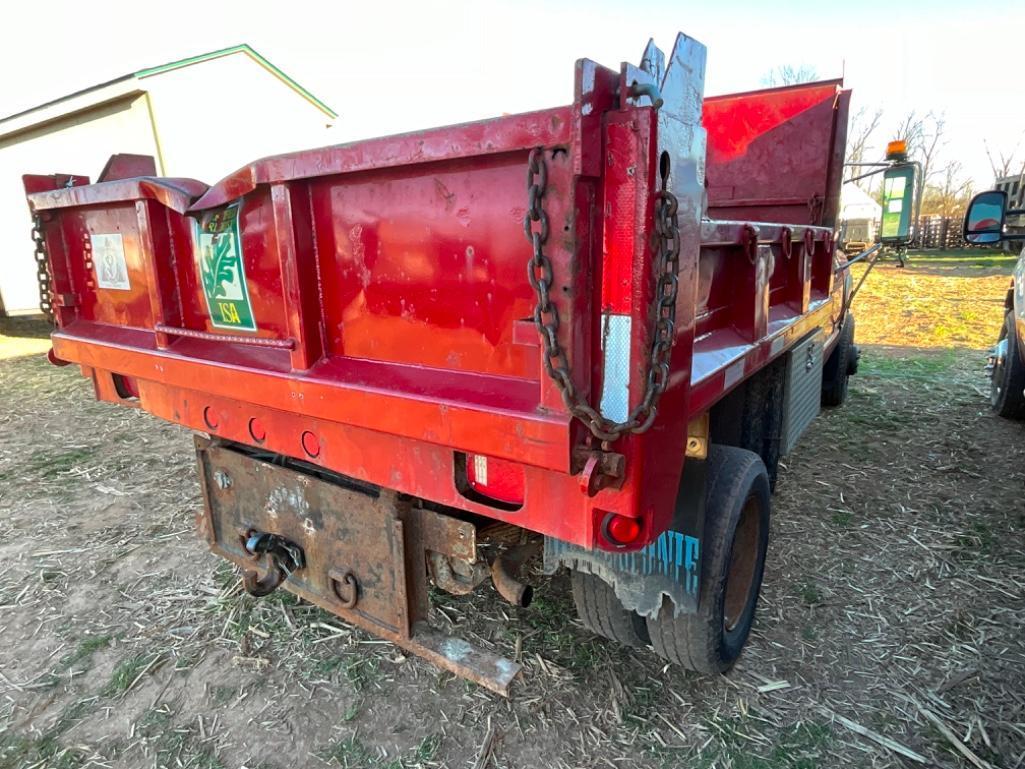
[0,316,51,360]
[1,253,1023,768]
[852,251,1013,350]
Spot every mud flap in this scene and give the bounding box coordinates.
[543,457,706,618]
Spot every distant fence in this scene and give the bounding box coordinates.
[911,216,965,250]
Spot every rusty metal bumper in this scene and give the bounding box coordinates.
[195,438,520,695]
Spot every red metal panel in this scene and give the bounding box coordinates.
[190,107,575,211]
[97,154,158,182]
[49,323,575,471]
[601,119,642,315]
[271,184,322,370]
[66,203,157,329]
[703,80,850,226]
[30,178,206,214]
[307,153,559,379]
[23,173,91,327]
[135,200,179,349]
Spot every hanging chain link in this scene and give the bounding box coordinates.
[31,213,55,324]
[524,147,681,443]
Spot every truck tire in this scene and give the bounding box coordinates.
[821,314,856,407]
[992,311,1025,419]
[740,358,784,491]
[645,445,770,673]
[571,571,650,648]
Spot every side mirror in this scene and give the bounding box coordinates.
[880,164,917,245]
[963,190,1007,245]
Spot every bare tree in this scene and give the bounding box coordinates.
[894,110,945,186]
[922,160,974,218]
[845,107,884,189]
[761,65,818,87]
[894,111,924,148]
[918,113,946,188]
[984,136,1024,180]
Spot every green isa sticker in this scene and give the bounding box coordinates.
[196,201,256,331]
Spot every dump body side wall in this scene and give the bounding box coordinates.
[703,80,851,228]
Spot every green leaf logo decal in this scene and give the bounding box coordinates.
[195,202,256,331]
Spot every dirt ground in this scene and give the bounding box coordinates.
[1,253,1023,769]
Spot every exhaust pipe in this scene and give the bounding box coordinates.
[489,540,540,608]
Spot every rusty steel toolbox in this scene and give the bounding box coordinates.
[25,32,855,693]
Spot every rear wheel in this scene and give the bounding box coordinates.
[822,314,856,407]
[991,311,1025,419]
[571,571,650,648]
[646,445,770,673]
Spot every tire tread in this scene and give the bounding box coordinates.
[822,315,855,407]
[646,445,770,674]
[994,312,1025,419]
[571,571,649,648]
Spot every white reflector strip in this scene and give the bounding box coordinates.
[599,313,632,422]
[472,454,488,486]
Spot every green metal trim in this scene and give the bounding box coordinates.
[135,44,337,119]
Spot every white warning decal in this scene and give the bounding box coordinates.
[91,233,130,291]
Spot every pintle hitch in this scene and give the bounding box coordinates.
[240,529,306,597]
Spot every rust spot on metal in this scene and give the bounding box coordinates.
[490,539,541,607]
[195,439,522,695]
[329,568,359,608]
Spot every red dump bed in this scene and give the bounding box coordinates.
[25,35,849,551]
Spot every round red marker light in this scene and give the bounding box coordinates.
[249,417,267,443]
[605,513,642,545]
[301,430,321,458]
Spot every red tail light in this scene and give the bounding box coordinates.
[465,454,525,506]
[602,511,643,546]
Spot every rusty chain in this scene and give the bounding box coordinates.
[524,147,681,442]
[31,213,55,324]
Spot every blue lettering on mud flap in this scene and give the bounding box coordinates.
[543,530,701,618]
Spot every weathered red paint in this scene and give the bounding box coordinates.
[703,79,851,227]
[25,45,851,553]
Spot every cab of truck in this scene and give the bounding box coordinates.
[964,190,1025,417]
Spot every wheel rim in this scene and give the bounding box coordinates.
[990,331,1009,407]
[724,494,762,632]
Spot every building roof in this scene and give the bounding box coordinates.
[135,45,336,118]
[0,44,336,135]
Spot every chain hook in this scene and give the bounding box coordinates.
[524,147,682,442]
[31,212,55,325]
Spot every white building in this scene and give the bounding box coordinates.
[838,184,882,251]
[0,45,337,315]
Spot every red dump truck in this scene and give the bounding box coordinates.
[23,33,855,694]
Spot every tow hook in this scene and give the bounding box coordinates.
[240,530,305,597]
